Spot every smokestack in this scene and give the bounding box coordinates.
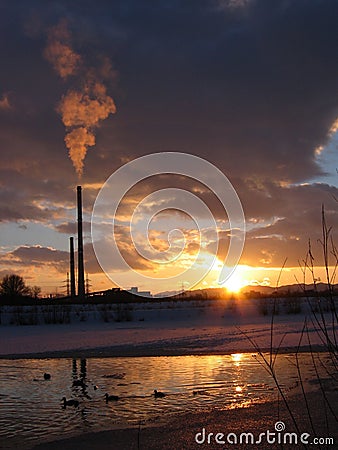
[69,237,76,297]
[77,186,85,299]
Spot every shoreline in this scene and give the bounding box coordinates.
[0,343,328,360]
[31,390,337,450]
[1,303,334,360]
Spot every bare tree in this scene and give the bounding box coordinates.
[28,285,42,299]
[0,274,30,298]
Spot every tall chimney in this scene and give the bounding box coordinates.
[77,186,85,299]
[69,237,76,297]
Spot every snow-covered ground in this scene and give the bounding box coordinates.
[0,297,333,357]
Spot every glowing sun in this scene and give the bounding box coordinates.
[222,269,245,293]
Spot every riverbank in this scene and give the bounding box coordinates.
[32,390,337,450]
[0,342,328,360]
[0,299,333,359]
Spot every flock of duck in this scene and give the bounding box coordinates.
[42,373,166,409]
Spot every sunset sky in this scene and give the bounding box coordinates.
[1,0,338,295]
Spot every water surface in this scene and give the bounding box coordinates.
[0,352,329,449]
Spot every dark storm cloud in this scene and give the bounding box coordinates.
[0,245,69,273]
[0,243,102,276]
[235,181,338,222]
[94,0,338,183]
[11,245,67,263]
[1,0,337,184]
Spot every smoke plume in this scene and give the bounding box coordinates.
[44,19,81,79]
[0,92,12,110]
[58,83,116,129]
[44,20,116,176]
[58,81,116,175]
[64,127,95,176]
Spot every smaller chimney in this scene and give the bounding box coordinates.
[69,237,76,297]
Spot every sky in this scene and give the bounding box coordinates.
[0,0,338,295]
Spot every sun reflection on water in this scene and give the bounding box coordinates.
[231,353,243,365]
[0,352,328,449]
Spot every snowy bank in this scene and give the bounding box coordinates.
[0,298,333,357]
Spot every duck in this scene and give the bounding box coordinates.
[43,373,51,380]
[105,393,119,402]
[154,389,166,398]
[62,397,79,407]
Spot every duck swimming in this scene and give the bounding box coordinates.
[105,393,119,402]
[154,389,166,398]
[62,397,79,407]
